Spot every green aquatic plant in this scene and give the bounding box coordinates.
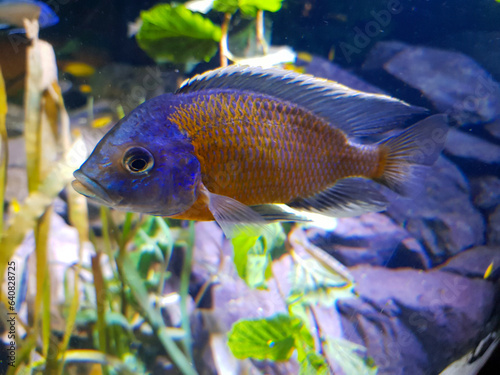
[231,222,285,289]
[136,4,222,64]
[228,227,377,374]
[134,0,284,67]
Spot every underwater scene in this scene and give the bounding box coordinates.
[1,0,500,374]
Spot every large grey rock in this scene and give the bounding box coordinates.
[384,46,500,125]
[470,176,500,211]
[361,41,435,109]
[438,246,500,280]
[302,54,386,95]
[444,128,500,165]
[484,118,500,140]
[337,266,496,375]
[307,212,430,269]
[385,156,485,263]
[487,206,500,246]
[362,41,409,72]
[435,31,500,82]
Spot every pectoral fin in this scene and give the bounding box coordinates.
[207,192,270,238]
[207,194,310,238]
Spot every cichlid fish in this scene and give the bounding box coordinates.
[72,66,449,237]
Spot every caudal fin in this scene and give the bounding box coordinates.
[374,114,449,195]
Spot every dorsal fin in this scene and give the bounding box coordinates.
[177,65,428,138]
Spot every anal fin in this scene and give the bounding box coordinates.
[288,178,388,218]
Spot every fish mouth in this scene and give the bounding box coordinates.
[72,170,120,206]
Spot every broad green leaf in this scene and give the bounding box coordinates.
[136,4,221,64]
[289,305,315,361]
[231,233,259,279]
[246,251,270,289]
[228,314,301,361]
[325,338,377,375]
[239,0,284,16]
[231,223,284,288]
[213,0,239,14]
[299,352,330,375]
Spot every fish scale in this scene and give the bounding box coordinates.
[167,91,380,206]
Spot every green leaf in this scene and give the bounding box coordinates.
[232,233,259,279]
[239,0,284,16]
[231,223,284,289]
[136,4,221,64]
[325,338,377,375]
[299,352,330,375]
[288,256,355,306]
[132,216,174,279]
[291,306,315,361]
[213,0,239,14]
[228,314,302,361]
[246,251,270,289]
[288,228,355,307]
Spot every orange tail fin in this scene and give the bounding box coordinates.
[374,114,449,195]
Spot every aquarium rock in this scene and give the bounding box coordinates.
[338,265,497,375]
[361,40,408,72]
[444,128,500,166]
[484,118,500,140]
[301,54,386,95]
[487,207,500,246]
[470,175,500,211]
[437,246,500,280]
[307,212,430,269]
[385,157,485,263]
[384,46,500,125]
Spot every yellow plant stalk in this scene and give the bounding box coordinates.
[0,67,7,235]
[23,20,60,193]
[1,21,87,374]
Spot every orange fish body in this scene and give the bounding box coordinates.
[72,66,448,237]
[169,92,380,221]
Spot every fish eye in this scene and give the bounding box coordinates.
[123,147,154,174]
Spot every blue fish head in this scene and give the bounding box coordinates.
[72,95,201,216]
